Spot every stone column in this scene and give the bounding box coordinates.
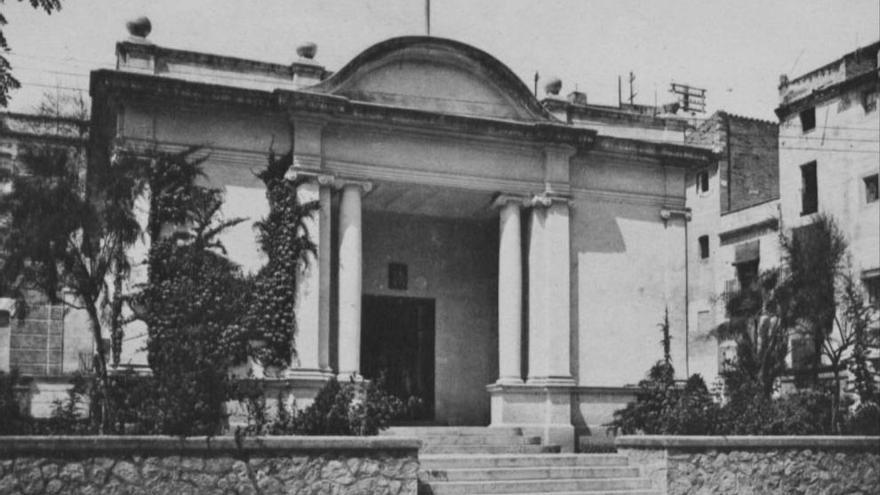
[527,194,574,385]
[337,181,371,379]
[284,171,334,381]
[494,195,524,384]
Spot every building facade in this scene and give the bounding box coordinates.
[683,112,781,382]
[776,41,880,302]
[0,112,95,415]
[87,22,715,449]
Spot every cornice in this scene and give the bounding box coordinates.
[775,69,879,121]
[591,135,716,167]
[571,187,682,208]
[278,89,597,147]
[325,158,542,195]
[719,217,779,245]
[90,70,277,110]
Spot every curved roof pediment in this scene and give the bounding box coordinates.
[307,37,555,122]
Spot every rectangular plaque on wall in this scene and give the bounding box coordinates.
[388,262,408,290]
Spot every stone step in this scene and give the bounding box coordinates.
[418,435,542,446]
[420,454,630,470]
[422,477,653,495]
[468,491,659,495]
[421,444,559,454]
[384,426,524,437]
[420,465,640,482]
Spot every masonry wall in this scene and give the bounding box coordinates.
[0,437,420,495]
[618,436,880,495]
[570,153,689,389]
[726,116,779,213]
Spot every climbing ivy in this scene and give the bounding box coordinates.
[244,151,319,368]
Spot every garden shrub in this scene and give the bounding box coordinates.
[846,401,880,435]
[608,364,719,435]
[662,374,720,435]
[236,376,405,437]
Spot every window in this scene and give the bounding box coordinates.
[388,262,408,290]
[698,235,710,259]
[696,170,710,194]
[799,107,816,132]
[735,260,759,291]
[800,162,818,215]
[864,273,880,309]
[9,303,64,376]
[863,90,878,113]
[865,174,879,203]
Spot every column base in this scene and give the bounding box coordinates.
[337,372,364,383]
[487,382,575,452]
[226,369,335,428]
[495,377,525,386]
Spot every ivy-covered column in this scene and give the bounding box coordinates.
[337,180,372,379]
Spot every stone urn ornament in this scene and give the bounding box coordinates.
[296,42,317,61]
[126,16,152,38]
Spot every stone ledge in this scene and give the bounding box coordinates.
[0,435,422,455]
[616,435,880,451]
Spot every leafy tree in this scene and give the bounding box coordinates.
[0,0,63,107]
[780,214,849,385]
[822,273,880,431]
[0,142,145,432]
[715,268,793,399]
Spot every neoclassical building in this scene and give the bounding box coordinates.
[89,21,714,450]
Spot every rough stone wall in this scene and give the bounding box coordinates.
[666,449,880,495]
[0,450,419,495]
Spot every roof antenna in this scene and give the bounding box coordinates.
[425,0,431,36]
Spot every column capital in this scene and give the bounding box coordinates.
[283,167,335,186]
[526,193,572,208]
[291,153,322,170]
[492,193,529,209]
[335,178,373,194]
[660,206,692,222]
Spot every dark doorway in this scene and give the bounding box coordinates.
[362,295,435,421]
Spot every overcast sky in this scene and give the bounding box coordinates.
[4,0,879,120]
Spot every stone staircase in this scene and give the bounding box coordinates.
[382,427,658,495]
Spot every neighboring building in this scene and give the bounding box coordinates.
[776,41,880,306]
[683,112,780,382]
[0,112,94,416]
[89,20,716,450]
[775,41,880,384]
